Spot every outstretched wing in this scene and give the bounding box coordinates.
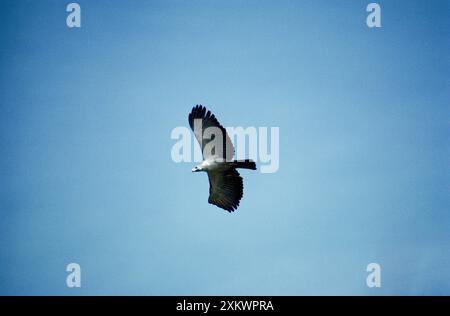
[207,168,243,212]
[188,105,234,161]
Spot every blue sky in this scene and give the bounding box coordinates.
[0,0,449,295]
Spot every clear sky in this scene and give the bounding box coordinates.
[0,0,449,295]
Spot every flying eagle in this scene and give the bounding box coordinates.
[188,105,256,212]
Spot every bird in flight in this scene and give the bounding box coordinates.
[188,105,256,212]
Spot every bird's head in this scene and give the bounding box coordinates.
[192,166,201,172]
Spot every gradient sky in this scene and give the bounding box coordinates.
[0,0,449,295]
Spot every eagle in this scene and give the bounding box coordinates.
[188,105,256,212]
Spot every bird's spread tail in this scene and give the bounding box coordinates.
[228,159,257,170]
